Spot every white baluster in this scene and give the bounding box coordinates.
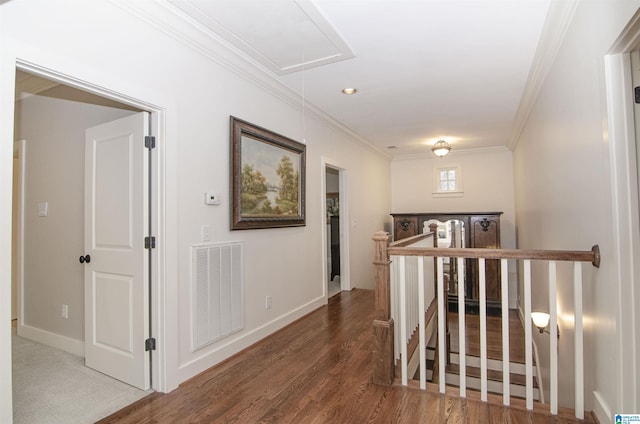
[437,256,446,393]
[418,256,426,390]
[574,262,584,419]
[524,259,533,410]
[408,258,415,337]
[501,259,510,405]
[549,261,558,415]
[390,256,398,361]
[457,257,466,397]
[399,255,407,386]
[479,258,488,402]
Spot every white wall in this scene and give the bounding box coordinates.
[391,148,517,307]
[513,1,640,419]
[13,93,136,344]
[0,1,392,417]
[326,167,339,193]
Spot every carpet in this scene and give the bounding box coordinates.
[328,276,341,298]
[12,323,151,424]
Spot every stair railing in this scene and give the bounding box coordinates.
[388,231,438,386]
[372,231,600,419]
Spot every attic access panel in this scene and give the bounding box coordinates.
[166,0,355,75]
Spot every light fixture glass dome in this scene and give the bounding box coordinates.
[431,140,451,157]
[531,312,550,331]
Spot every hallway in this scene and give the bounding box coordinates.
[100,290,592,423]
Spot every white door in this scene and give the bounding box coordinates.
[84,112,150,390]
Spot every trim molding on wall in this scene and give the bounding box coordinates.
[604,50,640,417]
[176,295,325,382]
[109,0,389,160]
[507,0,579,149]
[592,390,612,424]
[17,323,84,357]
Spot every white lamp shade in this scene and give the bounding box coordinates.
[431,140,451,157]
[531,312,550,330]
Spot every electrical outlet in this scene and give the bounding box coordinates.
[265,295,272,310]
[62,304,68,319]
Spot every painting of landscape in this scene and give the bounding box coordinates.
[240,135,300,217]
[230,116,306,230]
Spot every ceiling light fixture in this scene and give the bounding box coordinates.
[431,140,451,157]
[342,87,357,95]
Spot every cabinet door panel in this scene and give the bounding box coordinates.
[394,217,418,240]
[470,216,501,302]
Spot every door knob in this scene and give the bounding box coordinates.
[79,254,91,264]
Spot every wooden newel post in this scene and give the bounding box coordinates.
[372,231,394,384]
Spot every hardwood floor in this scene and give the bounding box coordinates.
[100,289,593,423]
[448,310,530,363]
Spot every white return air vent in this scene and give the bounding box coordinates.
[192,241,243,351]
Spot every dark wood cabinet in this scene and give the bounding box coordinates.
[391,212,502,307]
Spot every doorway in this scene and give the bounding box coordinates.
[322,161,350,297]
[325,167,340,297]
[11,69,154,421]
[604,24,640,412]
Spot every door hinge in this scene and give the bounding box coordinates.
[635,86,640,104]
[145,236,156,249]
[145,337,156,351]
[145,135,156,149]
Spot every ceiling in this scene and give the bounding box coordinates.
[160,0,555,157]
[17,0,561,158]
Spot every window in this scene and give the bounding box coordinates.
[439,168,457,191]
[433,165,463,197]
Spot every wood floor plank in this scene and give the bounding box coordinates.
[99,289,593,424]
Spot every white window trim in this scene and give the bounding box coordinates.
[432,164,463,198]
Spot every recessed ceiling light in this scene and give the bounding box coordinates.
[342,88,357,95]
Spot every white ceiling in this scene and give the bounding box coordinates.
[18,0,561,158]
[161,0,556,157]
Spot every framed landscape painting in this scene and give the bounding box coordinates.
[230,116,306,230]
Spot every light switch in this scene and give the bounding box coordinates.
[202,225,211,242]
[38,202,48,217]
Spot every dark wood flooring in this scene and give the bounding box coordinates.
[99,289,593,423]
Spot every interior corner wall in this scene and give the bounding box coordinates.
[14,94,136,344]
[512,1,640,418]
[0,0,392,396]
[390,148,518,307]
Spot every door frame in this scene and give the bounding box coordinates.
[12,140,25,324]
[603,10,640,416]
[0,52,176,421]
[14,62,164,388]
[321,157,350,296]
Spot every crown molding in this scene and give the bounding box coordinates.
[507,0,580,150]
[391,146,511,162]
[108,0,388,159]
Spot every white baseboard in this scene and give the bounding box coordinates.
[177,295,326,383]
[592,391,611,424]
[18,323,84,357]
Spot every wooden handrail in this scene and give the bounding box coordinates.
[389,232,434,248]
[387,245,600,268]
[372,230,600,387]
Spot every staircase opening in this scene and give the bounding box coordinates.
[413,311,540,401]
